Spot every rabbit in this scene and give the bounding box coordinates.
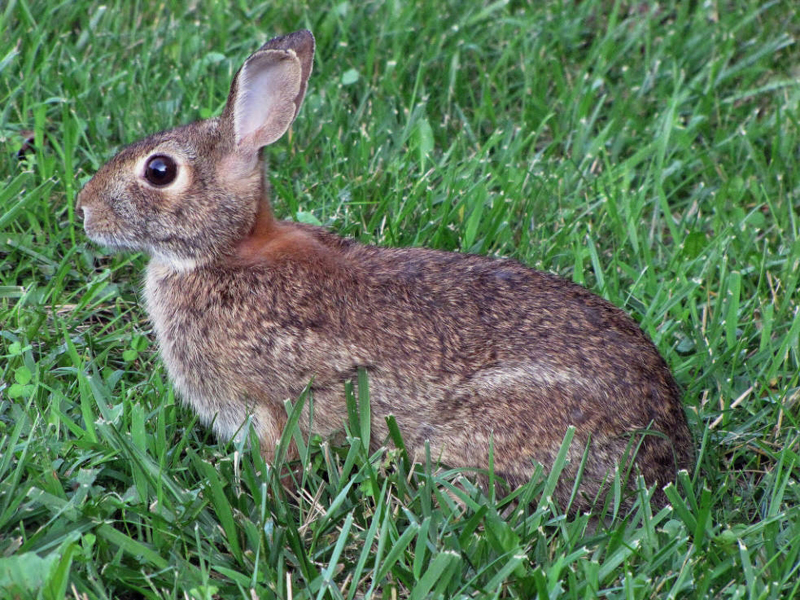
[76,29,693,512]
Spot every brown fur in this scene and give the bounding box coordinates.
[76,30,693,512]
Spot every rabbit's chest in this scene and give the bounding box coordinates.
[142,262,348,402]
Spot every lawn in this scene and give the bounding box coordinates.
[1,0,799,598]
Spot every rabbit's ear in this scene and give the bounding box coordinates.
[258,30,315,120]
[223,30,315,152]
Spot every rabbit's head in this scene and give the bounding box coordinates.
[77,30,315,269]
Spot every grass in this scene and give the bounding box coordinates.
[2,0,799,597]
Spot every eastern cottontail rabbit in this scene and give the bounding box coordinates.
[77,30,693,511]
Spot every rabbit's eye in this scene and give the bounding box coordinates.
[144,155,178,186]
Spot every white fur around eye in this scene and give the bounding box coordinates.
[135,152,192,193]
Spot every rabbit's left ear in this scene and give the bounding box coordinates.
[222,30,315,153]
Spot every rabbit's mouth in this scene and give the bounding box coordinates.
[82,219,140,253]
[83,213,204,270]
[86,231,139,253]
[78,202,143,250]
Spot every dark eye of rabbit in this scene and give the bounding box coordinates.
[144,155,178,186]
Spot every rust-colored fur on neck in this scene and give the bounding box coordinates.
[231,199,336,268]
